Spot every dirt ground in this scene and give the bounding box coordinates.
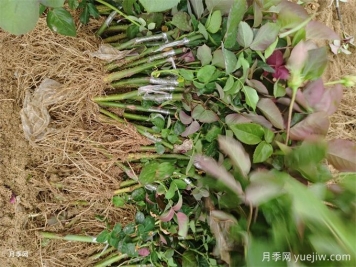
[0,1,355,267]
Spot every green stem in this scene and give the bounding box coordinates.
[90,247,116,260]
[286,88,297,145]
[125,48,185,68]
[123,112,150,121]
[113,184,143,195]
[103,33,127,43]
[126,153,189,161]
[324,80,342,86]
[104,58,170,83]
[98,108,155,133]
[97,101,175,115]
[119,180,139,188]
[96,11,117,36]
[39,232,97,243]
[93,91,139,102]
[138,146,162,152]
[95,0,140,26]
[111,77,151,88]
[104,24,130,34]
[94,253,129,267]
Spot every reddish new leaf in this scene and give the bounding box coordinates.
[177,212,189,238]
[290,112,330,140]
[257,98,284,129]
[194,155,244,196]
[138,248,150,257]
[306,21,340,41]
[181,121,200,137]
[246,79,269,95]
[327,139,356,172]
[172,194,183,211]
[160,208,175,222]
[303,79,325,107]
[218,135,251,177]
[225,113,251,124]
[242,113,273,129]
[314,84,343,116]
[179,110,193,125]
[250,22,280,51]
[277,97,303,112]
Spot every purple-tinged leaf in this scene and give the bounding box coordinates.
[181,121,200,137]
[173,194,183,211]
[314,84,343,116]
[179,110,193,125]
[277,1,309,29]
[192,104,219,123]
[194,155,244,196]
[177,212,189,238]
[242,113,273,129]
[245,171,284,206]
[257,98,284,129]
[306,21,340,41]
[246,79,269,95]
[286,88,309,110]
[253,0,262,27]
[290,112,330,140]
[138,248,150,257]
[225,113,251,124]
[250,23,280,51]
[218,136,251,177]
[287,41,308,74]
[277,97,303,113]
[327,139,356,172]
[303,79,325,107]
[160,208,175,222]
[267,50,284,67]
[159,234,167,244]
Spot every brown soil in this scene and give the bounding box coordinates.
[0,2,355,267]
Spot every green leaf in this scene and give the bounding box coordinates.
[224,0,247,49]
[264,37,279,59]
[135,211,145,224]
[179,69,194,81]
[212,49,225,69]
[131,187,146,202]
[182,251,198,266]
[88,3,100,18]
[205,125,222,142]
[302,47,328,81]
[205,10,222,34]
[40,0,65,7]
[242,86,259,111]
[139,162,175,185]
[139,0,180,12]
[223,47,237,74]
[68,0,79,9]
[192,104,219,123]
[172,12,192,32]
[197,65,216,83]
[80,4,90,24]
[273,80,286,98]
[264,128,275,144]
[165,182,178,200]
[47,8,76,36]
[112,195,127,207]
[250,22,280,51]
[198,22,208,40]
[197,44,212,66]
[96,230,110,243]
[123,223,135,235]
[253,141,273,163]
[112,223,122,235]
[0,0,39,35]
[123,0,136,15]
[228,123,264,145]
[236,21,253,48]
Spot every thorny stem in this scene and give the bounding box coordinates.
[93,253,129,267]
[95,0,140,27]
[103,33,127,43]
[286,88,297,145]
[97,101,175,115]
[113,184,142,195]
[104,58,171,83]
[39,232,97,243]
